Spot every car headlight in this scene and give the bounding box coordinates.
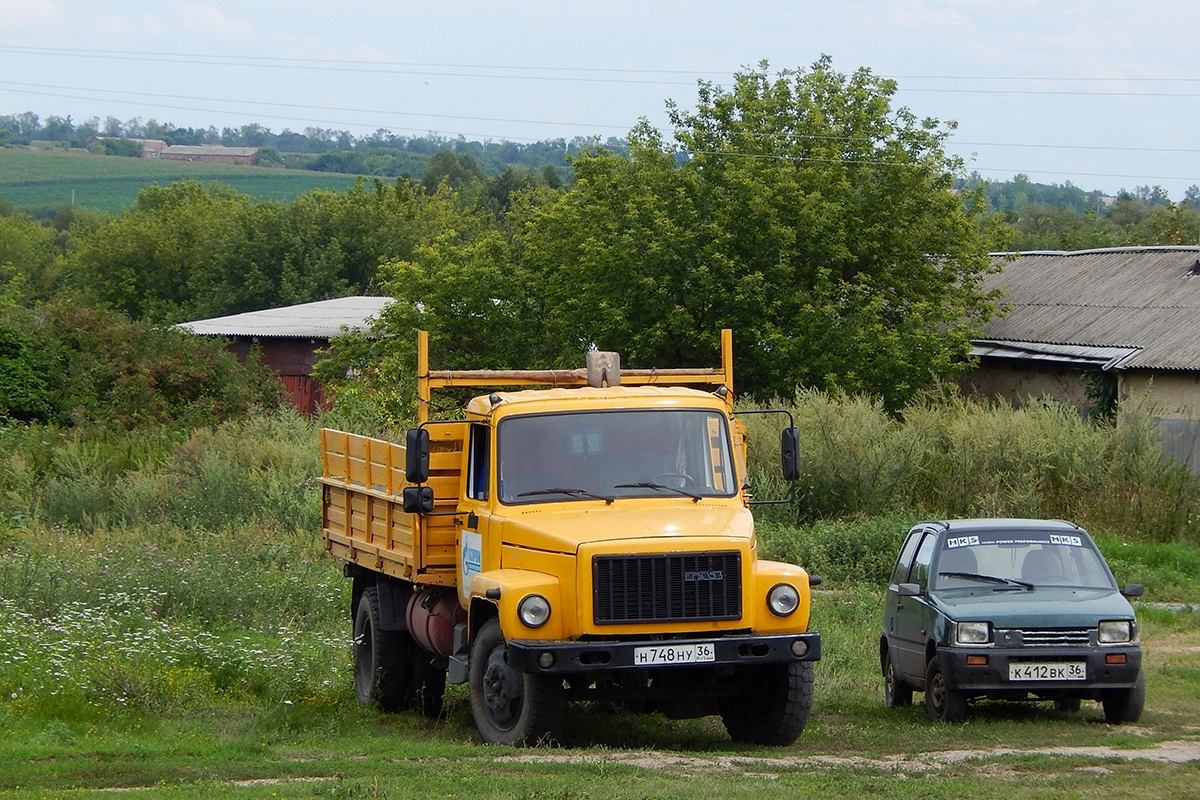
[1099,620,1132,644]
[767,583,800,617]
[517,594,551,628]
[956,621,991,644]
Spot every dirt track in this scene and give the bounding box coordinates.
[495,737,1200,774]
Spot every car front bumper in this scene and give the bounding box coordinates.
[938,645,1142,696]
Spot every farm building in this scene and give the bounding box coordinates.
[158,145,260,165]
[963,246,1200,466]
[178,296,393,414]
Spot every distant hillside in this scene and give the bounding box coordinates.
[0,147,364,214]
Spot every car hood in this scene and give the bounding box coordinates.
[932,587,1136,626]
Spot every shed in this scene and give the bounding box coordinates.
[963,246,1200,465]
[179,296,393,414]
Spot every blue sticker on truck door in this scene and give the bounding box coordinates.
[461,531,482,591]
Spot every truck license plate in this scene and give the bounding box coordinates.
[633,642,716,666]
[1009,662,1086,681]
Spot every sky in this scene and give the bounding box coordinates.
[2,0,1198,200]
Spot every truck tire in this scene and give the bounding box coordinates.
[353,587,446,716]
[1102,671,1145,724]
[468,619,563,745]
[720,660,814,745]
[883,649,913,708]
[924,657,967,722]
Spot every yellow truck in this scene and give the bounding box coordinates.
[320,330,821,745]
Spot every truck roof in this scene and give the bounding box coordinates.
[465,385,728,418]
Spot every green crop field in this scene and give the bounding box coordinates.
[0,147,364,213]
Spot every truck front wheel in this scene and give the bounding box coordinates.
[468,619,563,745]
[354,586,446,716]
[720,660,814,745]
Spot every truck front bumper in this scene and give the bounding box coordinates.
[505,632,821,675]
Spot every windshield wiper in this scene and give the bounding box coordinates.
[516,487,615,505]
[938,571,1033,589]
[612,481,703,503]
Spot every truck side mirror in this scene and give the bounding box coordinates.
[406,427,430,484]
[402,486,434,514]
[781,426,801,482]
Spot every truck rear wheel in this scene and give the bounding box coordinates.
[468,619,563,745]
[354,587,446,716]
[720,660,814,745]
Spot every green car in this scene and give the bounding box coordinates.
[880,519,1144,723]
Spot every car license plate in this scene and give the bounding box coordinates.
[633,642,716,666]
[1009,661,1086,681]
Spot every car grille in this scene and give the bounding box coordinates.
[593,551,742,625]
[1003,627,1092,646]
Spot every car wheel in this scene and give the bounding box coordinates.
[883,649,912,708]
[1102,671,1145,724]
[924,656,967,722]
[1054,697,1082,713]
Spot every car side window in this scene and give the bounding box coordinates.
[910,533,938,589]
[890,531,922,584]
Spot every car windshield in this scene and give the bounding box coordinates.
[932,529,1117,591]
[497,408,737,505]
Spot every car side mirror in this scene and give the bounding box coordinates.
[402,485,434,514]
[405,427,430,484]
[1121,583,1145,598]
[897,582,922,597]
[781,426,800,482]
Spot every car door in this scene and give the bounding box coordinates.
[886,529,940,684]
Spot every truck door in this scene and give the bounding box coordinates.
[456,422,494,606]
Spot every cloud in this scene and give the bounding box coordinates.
[0,0,62,30]
[172,2,257,44]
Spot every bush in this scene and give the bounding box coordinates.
[1,300,283,428]
[748,388,1200,543]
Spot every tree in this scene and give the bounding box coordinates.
[368,58,999,410]
[421,151,486,193]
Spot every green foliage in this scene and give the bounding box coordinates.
[0,300,282,429]
[0,324,53,423]
[765,387,1200,543]
[366,58,999,410]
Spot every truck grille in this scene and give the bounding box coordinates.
[1006,627,1092,646]
[592,551,742,625]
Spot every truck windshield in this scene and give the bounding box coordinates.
[497,409,737,505]
[932,530,1117,591]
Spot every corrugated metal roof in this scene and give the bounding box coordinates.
[178,296,393,339]
[162,145,259,157]
[981,247,1200,370]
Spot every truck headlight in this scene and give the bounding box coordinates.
[1099,620,1132,643]
[956,621,991,644]
[518,594,551,628]
[767,583,800,616]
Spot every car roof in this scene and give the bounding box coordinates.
[912,518,1085,534]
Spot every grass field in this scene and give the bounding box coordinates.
[0,147,363,213]
[0,412,1197,798]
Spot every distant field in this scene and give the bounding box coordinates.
[0,147,365,214]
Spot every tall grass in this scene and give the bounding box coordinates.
[743,388,1200,543]
[0,391,1197,731]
